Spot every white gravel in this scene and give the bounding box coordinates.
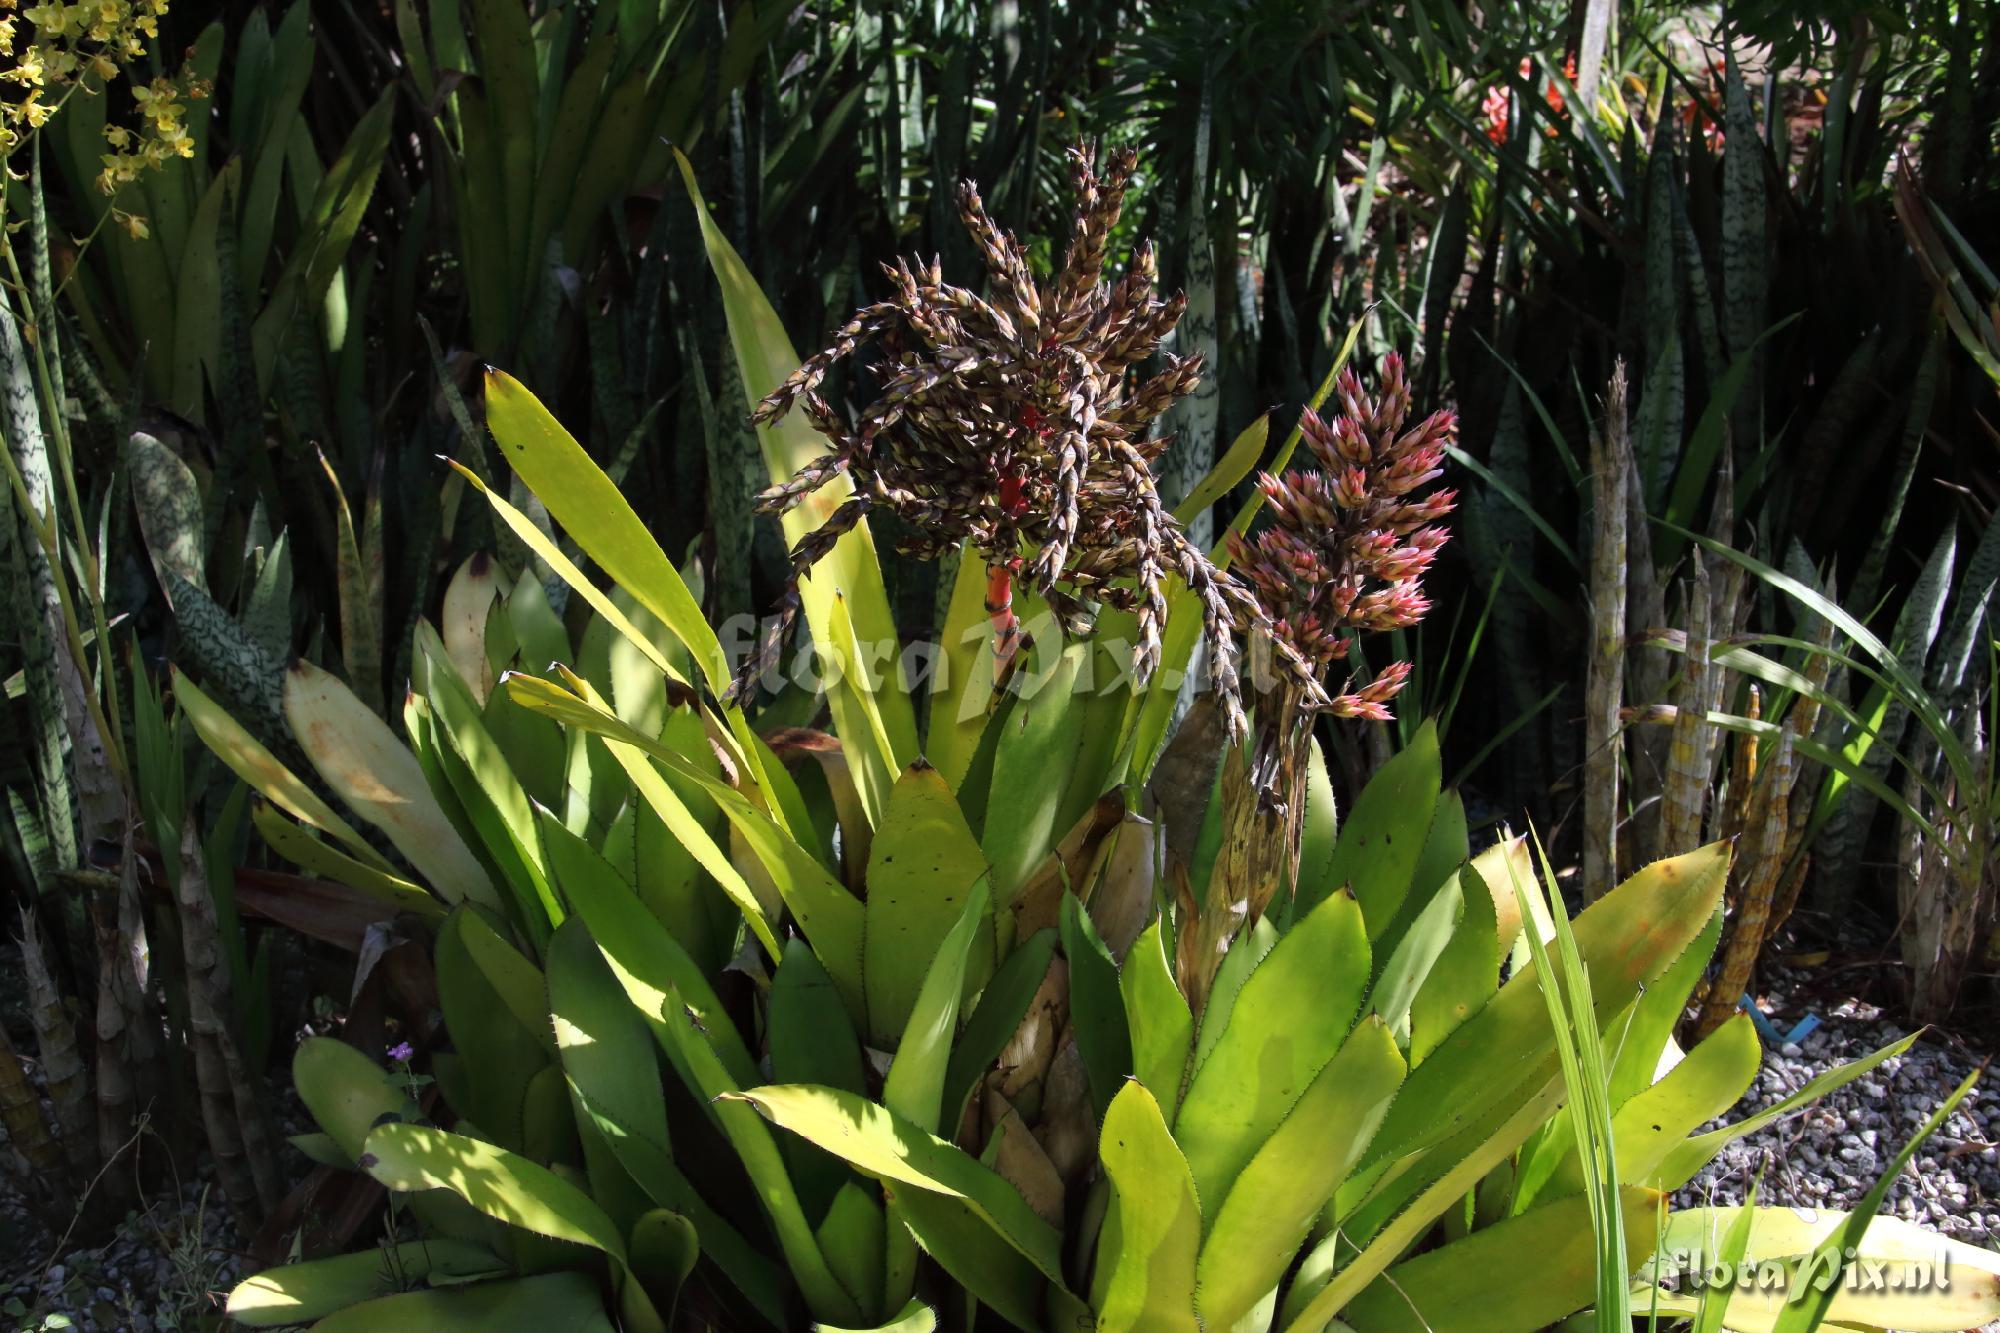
[1677,992,1999,1248]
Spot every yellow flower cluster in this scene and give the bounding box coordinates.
[95,72,202,195]
[0,0,205,224]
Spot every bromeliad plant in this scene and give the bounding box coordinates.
[200,160,1994,1331]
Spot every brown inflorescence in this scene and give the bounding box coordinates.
[1226,352,1456,793]
[745,144,1329,735]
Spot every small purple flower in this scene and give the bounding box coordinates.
[386,1041,414,1064]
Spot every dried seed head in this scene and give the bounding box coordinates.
[740,145,1310,736]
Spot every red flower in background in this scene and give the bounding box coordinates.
[1484,54,1578,144]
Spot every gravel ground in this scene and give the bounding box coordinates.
[0,1065,307,1332]
[2,1174,249,1331]
[1672,963,2000,1333]
[1676,987,2000,1246]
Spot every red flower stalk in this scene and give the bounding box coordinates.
[1226,352,1456,796]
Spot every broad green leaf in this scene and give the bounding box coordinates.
[435,909,552,1151]
[627,1208,698,1326]
[816,1296,936,1333]
[483,370,724,693]
[815,1180,886,1320]
[772,938,869,1221]
[654,999,865,1326]
[1528,1013,1760,1213]
[1370,871,1463,1044]
[172,669,388,871]
[865,763,994,1045]
[1312,719,1440,934]
[927,547,998,792]
[1607,904,1723,1107]
[511,671,857,995]
[305,1272,614,1332]
[1197,1016,1405,1330]
[1599,1014,1758,1194]
[1061,891,1133,1123]
[284,658,495,908]
[728,1083,1065,1286]
[1190,915,1277,1072]
[537,808,758,1088]
[821,588,903,826]
[884,881,992,1136]
[226,1241,505,1326]
[1359,842,1731,1178]
[563,1087,788,1328]
[1409,860,1498,1064]
[894,1187,1046,1333]
[467,395,792,829]
[1284,1074,1569,1330]
[772,938,868,1100]
[450,464,690,694]
[1172,415,1269,525]
[1376,787,1469,961]
[1288,737,1339,911]
[547,918,671,1166]
[1095,1081,1201,1332]
[1176,891,1370,1207]
[1335,1188,1661,1333]
[402,692,491,872]
[292,1035,411,1163]
[414,624,560,935]
[287,1132,348,1168]
[941,928,1057,1131]
[360,1122,625,1259]
[455,908,558,1054]
[981,640,1088,904]
[1120,920,1193,1118]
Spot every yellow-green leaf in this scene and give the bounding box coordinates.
[728,1083,1065,1287]
[283,659,495,908]
[1197,1015,1406,1329]
[172,668,389,872]
[1094,1081,1201,1333]
[864,764,994,1045]
[226,1241,506,1327]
